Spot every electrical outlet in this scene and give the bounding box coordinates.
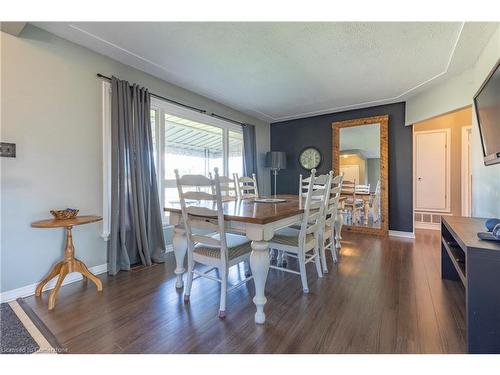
[0,142,16,157]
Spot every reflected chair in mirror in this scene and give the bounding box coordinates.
[319,174,343,273]
[175,167,253,319]
[234,173,259,199]
[341,180,364,224]
[268,169,325,293]
[355,184,370,194]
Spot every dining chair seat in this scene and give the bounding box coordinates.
[194,233,252,260]
[271,227,315,248]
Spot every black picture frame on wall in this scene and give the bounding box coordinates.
[298,146,322,170]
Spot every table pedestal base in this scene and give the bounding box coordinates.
[35,226,103,310]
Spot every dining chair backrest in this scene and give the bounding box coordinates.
[324,175,343,228]
[298,169,330,244]
[175,167,229,263]
[234,173,259,198]
[299,172,331,198]
[355,184,370,194]
[209,173,237,200]
[341,179,356,193]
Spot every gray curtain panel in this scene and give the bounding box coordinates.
[108,76,166,275]
[242,124,257,176]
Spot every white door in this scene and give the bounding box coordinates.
[415,129,450,212]
[340,164,360,183]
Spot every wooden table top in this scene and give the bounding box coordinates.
[31,215,102,228]
[165,195,346,225]
[165,194,304,225]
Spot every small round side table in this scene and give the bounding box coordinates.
[31,215,103,310]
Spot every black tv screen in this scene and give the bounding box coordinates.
[474,58,500,166]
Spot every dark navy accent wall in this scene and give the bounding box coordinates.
[270,102,413,232]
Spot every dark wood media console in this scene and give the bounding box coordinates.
[441,216,500,353]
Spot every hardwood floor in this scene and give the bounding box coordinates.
[23,229,466,353]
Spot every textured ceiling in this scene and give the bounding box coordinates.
[32,22,498,122]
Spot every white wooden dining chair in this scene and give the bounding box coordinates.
[209,173,238,201]
[319,174,343,273]
[280,171,331,267]
[175,167,253,319]
[268,169,325,293]
[234,173,259,199]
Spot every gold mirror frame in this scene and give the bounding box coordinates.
[332,115,389,236]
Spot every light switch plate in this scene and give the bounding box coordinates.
[0,142,16,157]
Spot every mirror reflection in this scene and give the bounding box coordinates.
[339,123,381,229]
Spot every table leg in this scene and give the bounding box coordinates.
[250,240,270,324]
[76,259,103,291]
[48,263,69,310]
[172,226,188,289]
[35,261,64,296]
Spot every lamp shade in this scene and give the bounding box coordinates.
[265,151,287,169]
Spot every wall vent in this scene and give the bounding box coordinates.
[414,211,450,230]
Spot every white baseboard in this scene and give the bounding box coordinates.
[0,263,108,303]
[414,222,440,230]
[1,246,174,303]
[389,230,416,239]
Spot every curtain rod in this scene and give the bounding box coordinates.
[97,73,248,127]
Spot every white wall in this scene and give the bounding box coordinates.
[406,25,500,219]
[0,25,270,292]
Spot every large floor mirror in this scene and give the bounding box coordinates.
[332,115,388,235]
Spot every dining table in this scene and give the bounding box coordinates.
[164,194,344,324]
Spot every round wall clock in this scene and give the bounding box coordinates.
[299,147,322,170]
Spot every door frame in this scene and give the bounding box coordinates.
[413,128,451,213]
[461,126,472,216]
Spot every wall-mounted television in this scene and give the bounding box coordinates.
[474,58,500,166]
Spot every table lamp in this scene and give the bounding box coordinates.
[265,151,287,197]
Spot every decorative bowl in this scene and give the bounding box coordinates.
[50,208,79,220]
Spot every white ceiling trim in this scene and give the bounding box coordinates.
[63,22,466,123]
[272,22,465,122]
[70,24,182,77]
[69,24,267,122]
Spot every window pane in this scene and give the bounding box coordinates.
[164,113,223,204]
[228,130,244,177]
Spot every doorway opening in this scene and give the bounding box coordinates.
[413,106,472,230]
